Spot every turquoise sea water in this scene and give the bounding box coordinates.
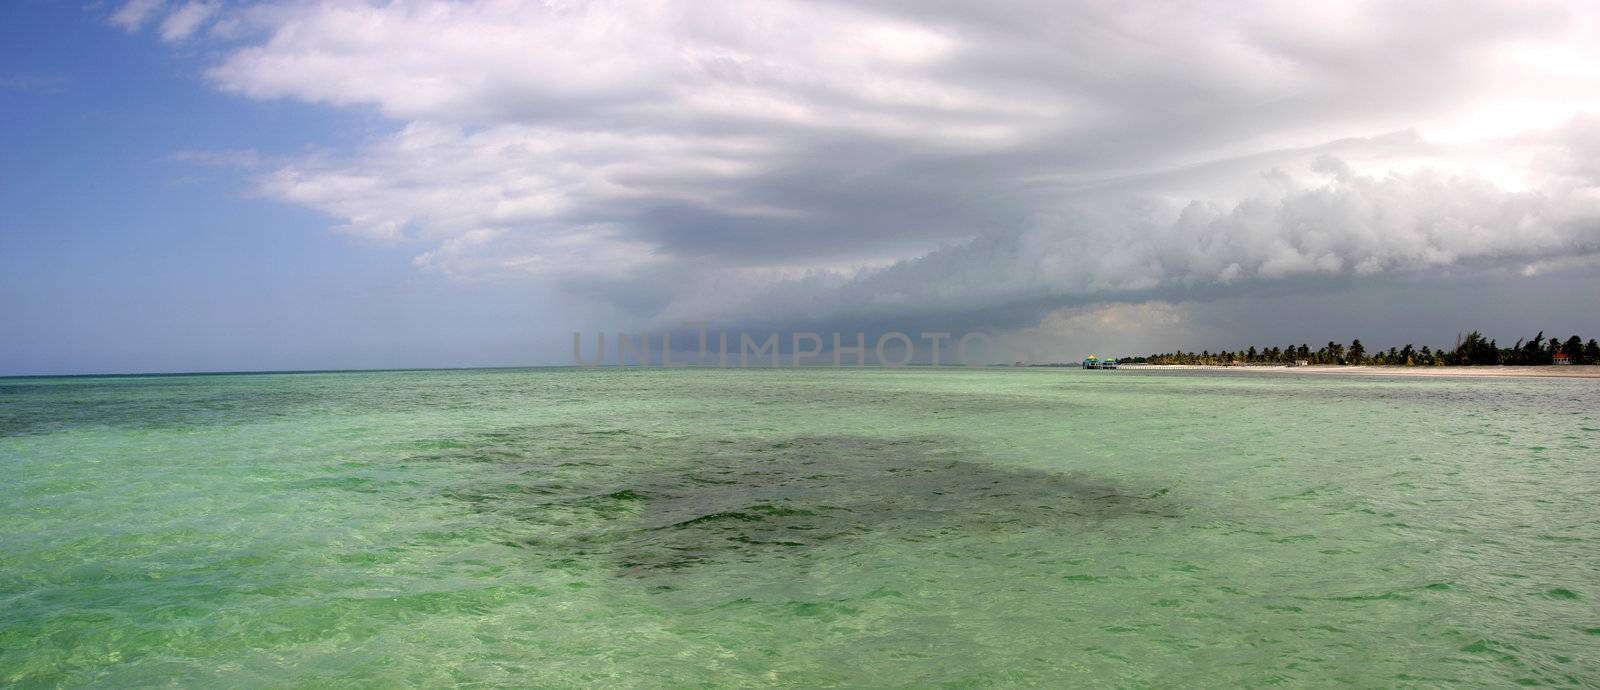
[2,367,1597,687]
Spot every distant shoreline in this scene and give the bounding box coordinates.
[1119,364,1600,379]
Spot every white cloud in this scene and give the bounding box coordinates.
[159,1,219,42]
[110,0,165,31]
[152,0,1600,333]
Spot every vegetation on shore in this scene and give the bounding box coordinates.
[1122,332,1600,366]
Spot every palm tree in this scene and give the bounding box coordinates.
[1564,336,1584,364]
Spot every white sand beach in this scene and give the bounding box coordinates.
[1120,364,1600,379]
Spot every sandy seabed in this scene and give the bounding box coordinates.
[1119,364,1600,379]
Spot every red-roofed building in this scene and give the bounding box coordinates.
[1554,353,1571,365]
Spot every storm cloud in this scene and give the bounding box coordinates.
[120,0,1600,352]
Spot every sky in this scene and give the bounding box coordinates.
[3,0,1600,374]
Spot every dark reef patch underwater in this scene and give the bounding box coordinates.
[423,426,1179,577]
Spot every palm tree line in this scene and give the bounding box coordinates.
[1125,331,1600,366]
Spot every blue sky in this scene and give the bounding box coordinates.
[2,0,589,374]
[4,0,1599,375]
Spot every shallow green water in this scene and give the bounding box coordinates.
[2,367,1598,687]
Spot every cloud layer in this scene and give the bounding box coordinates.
[118,0,1600,342]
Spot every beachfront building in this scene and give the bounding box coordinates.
[1555,353,1571,365]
